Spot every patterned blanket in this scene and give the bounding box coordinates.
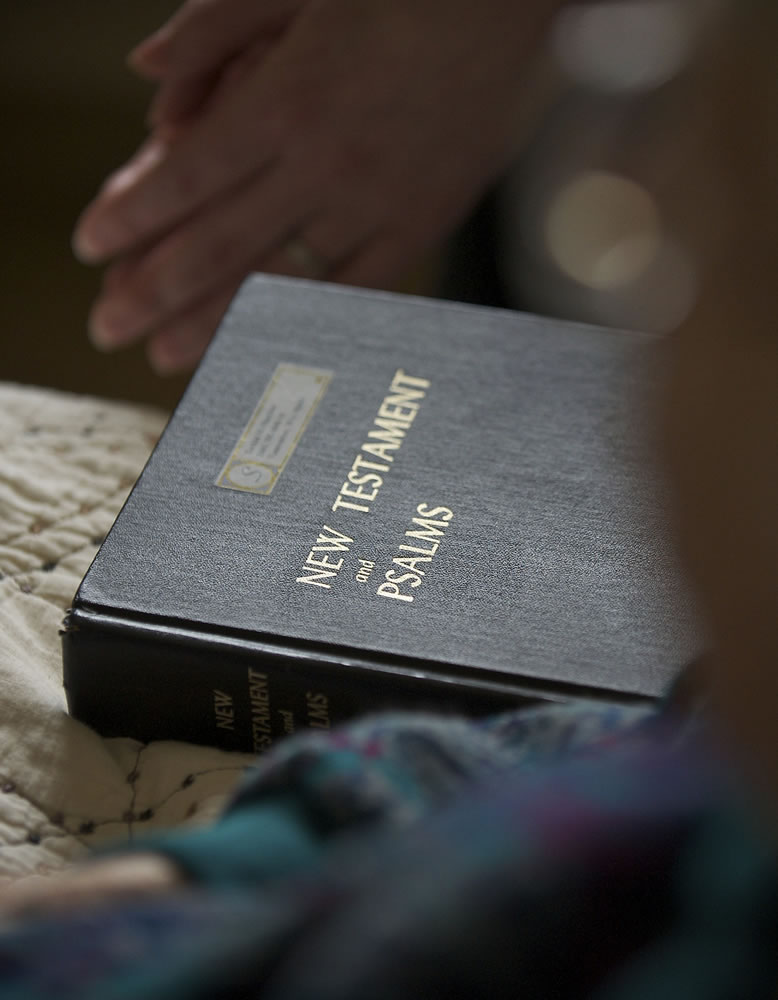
[0,383,253,881]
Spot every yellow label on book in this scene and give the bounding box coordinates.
[216,364,332,495]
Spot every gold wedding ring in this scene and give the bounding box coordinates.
[283,236,329,279]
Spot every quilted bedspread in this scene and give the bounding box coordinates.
[0,383,253,882]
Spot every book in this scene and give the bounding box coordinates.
[62,275,698,753]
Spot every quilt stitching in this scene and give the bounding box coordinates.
[0,762,248,854]
[0,540,107,610]
[0,482,135,551]
[0,384,251,881]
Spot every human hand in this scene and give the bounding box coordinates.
[73,0,559,373]
[0,854,183,922]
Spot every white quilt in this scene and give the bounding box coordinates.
[0,383,254,882]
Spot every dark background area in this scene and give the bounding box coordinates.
[3,1,205,411]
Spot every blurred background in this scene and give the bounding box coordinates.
[3,1,188,410]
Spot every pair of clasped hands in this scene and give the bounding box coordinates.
[73,0,554,374]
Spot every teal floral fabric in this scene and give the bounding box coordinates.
[0,700,775,999]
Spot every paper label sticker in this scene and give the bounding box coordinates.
[216,364,332,494]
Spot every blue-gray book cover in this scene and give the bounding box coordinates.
[63,275,698,752]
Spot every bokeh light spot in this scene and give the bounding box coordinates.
[553,1,692,93]
[545,171,661,290]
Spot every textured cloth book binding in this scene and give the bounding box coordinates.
[62,275,697,753]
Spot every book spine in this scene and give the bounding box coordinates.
[61,608,539,754]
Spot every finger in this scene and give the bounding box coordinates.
[146,281,241,374]
[72,136,179,262]
[88,161,311,349]
[73,91,274,266]
[0,855,181,921]
[128,0,302,80]
[147,71,218,130]
[89,250,154,349]
[259,213,376,281]
[148,34,273,130]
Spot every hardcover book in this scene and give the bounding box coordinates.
[63,275,697,753]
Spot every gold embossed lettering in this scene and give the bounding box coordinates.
[377,401,418,422]
[297,526,354,587]
[377,502,454,604]
[305,691,330,729]
[247,668,273,752]
[213,690,235,731]
[306,552,344,570]
[376,580,414,602]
